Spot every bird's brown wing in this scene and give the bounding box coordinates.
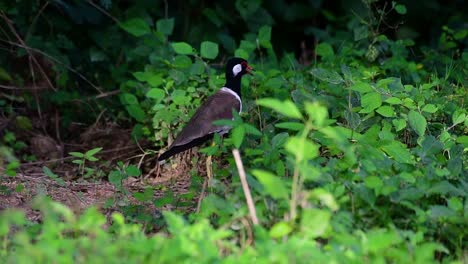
[169,89,241,148]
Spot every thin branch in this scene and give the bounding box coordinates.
[196,177,208,213]
[0,84,48,90]
[25,1,50,41]
[0,39,104,94]
[163,0,169,19]
[232,149,259,225]
[86,0,120,24]
[0,11,56,91]
[93,89,120,99]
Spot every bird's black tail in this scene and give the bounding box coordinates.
[157,145,189,161]
[158,134,214,161]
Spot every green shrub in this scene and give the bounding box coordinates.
[1,1,466,263]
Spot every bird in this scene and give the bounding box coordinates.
[158,57,253,161]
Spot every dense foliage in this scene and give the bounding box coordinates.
[0,0,467,263]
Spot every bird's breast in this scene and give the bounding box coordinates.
[220,87,242,113]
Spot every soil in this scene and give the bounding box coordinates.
[0,117,208,223]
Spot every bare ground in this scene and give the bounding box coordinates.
[0,118,209,223]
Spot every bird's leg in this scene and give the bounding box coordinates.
[206,141,215,181]
[197,141,216,213]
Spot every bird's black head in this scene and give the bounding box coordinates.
[225,57,252,80]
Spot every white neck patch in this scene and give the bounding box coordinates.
[232,64,242,76]
[221,87,242,113]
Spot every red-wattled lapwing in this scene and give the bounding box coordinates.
[158,57,253,162]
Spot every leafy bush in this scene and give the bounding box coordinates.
[1,1,466,263]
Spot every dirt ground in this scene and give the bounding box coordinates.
[0,119,208,222]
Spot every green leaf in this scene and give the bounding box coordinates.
[146,88,165,101]
[395,4,407,14]
[452,110,466,125]
[15,116,32,130]
[275,122,304,131]
[108,170,124,188]
[365,176,383,189]
[42,166,65,186]
[422,104,438,113]
[243,124,262,136]
[265,77,284,89]
[366,229,402,253]
[305,102,328,127]
[301,209,331,238]
[258,25,272,48]
[126,105,146,122]
[350,81,373,93]
[456,135,468,148]
[133,187,154,202]
[315,43,334,58]
[200,41,219,59]
[235,0,261,18]
[285,136,319,162]
[234,48,249,59]
[377,77,404,92]
[408,110,427,136]
[89,48,106,62]
[392,119,407,131]
[269,222,292,238]
[310,68,344,84]
[173,55,192,68]
[360,92,382,113]
[447,197,463,212]
[0,67,12,81]
[381,141,414,164]
[251,170,289,200]
[429,205,456,219]
[120,18,151,37]
[154,191,174,207]
[344,110,361,129]
[85,147,103,157]
[190,59,205,75]
[171,89,188,105]
[85,157,98,162]
[257,98,303,119]
[163,211,186,234]
[132,71,146,82]
[171,42,194,55]
[120,93,139,105]
[69,152,84,158]
[125,165,141,177]
[354,25,369,41]
[399,172,415,183]
[385,97,402,105]
[376,105,395,117]
[147,75,163,87]
[156,18,174,35]
[231,126,245,148]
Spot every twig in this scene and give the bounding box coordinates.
[232,149,259,225]
[163,0,169,19]
[1,11,56,91]
[0,84,48,90]
[93,89,120,99]
[86,1,120,24]
[197,153,213,212]
[0,39,104,94]
[240,217,254,247]
[25,1,50,41]
[196,177,208,213]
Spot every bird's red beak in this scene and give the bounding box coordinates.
[246,64,253,75]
